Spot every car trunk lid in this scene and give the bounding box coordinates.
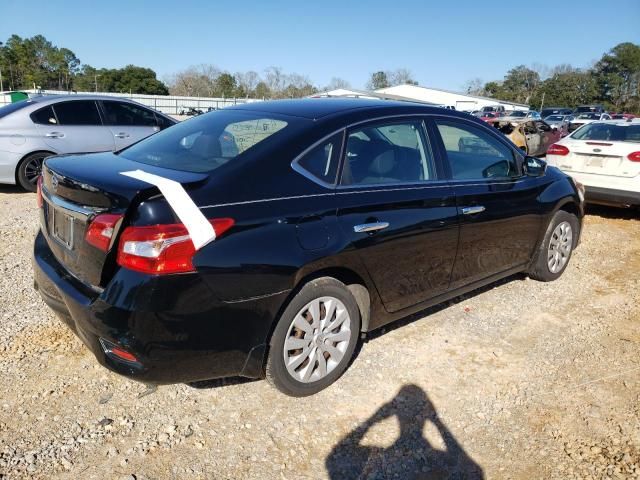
[40,152,209,288]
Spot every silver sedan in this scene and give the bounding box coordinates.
[0,95,176,191]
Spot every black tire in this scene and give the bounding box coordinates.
[528,210,579,282]
[266,277,361,397]
[17,152,52,192]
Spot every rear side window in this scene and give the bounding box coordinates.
[119,110,292,173]
[295,132,342,185]
[435,120,518,180]
[31,106,58,125]
[341,121,434,186]
[53,101,102,126]
[102,101,157,126]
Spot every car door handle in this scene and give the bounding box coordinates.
[461,206,486,215]
[114,132,130,139]
[45,132,64,138]
[353,222,389,233]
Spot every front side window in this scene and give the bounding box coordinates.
[102,101,157,127]
[295,132,342,185]
[435,120,519,180]
[119,110,291,173]
[53,101,102,126]
[341,121,434,186]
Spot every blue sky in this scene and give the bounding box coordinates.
[3,0,639,91]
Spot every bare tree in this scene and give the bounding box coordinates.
[389,68,417,86]
[324,77,351,91]
[264,66,287,96]
[235,70,260,95]
[464,78,485,96]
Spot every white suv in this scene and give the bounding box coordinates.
[546,120,640,207]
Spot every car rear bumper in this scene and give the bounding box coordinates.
[584,186,640,207]
[33,230,288,384]
[0,150,22,184]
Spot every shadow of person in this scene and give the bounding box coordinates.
[326,384,484,480]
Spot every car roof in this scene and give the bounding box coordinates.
[30,94,135,104]
[226,97,464,120]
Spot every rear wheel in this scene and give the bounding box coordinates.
[528,210,579,281]
[266,277,361,396]
[17,152,52,192]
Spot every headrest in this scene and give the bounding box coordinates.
[369,150,395,175]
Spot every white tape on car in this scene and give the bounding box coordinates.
[120,170,215,249]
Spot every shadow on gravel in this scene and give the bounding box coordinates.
[0,184,30,194]
[361,272,526,345]
[326,384,484,479]
[586,204,639,221]
[187,376,260,389]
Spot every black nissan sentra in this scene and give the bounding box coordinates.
[33,98,584,396]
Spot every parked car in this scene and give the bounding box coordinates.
[544,114,573,136]
[546,120,640,207]
[568,112,612,133]
[489,119,562,156]
[541,107,574,118]
[0,95,176,191]
[480,105,506,114]
[33,99,584,396]
[610,113,636,120]
[502,110,541,120]
[574,104,606,114]
[478,112,501,122]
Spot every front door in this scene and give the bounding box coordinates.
[336,119,459,315]
[100,100,160,149]
[431,117,543,288]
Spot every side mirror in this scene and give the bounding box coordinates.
[523,156,547,177]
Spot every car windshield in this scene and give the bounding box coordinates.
[576,113,600,119]
[0,100,33,120]
[508,111,526,117]
[572,123,640,143]
[546,115,564,121]
[119,110,292,173]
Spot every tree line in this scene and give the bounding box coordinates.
[464,42,640,113]
[1,34,638,113]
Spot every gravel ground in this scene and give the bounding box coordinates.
[0,185,639,480]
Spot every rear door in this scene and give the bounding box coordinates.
[336,118,459,315]
[100,100,161,149]
[36,100,115,153]
[431,117,543,288]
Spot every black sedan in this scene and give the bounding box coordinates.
[33,99,584,396]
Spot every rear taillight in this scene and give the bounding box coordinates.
[36,176,43,208]
[117,218,234,275]
[628,151,640,162]
[547,144,570,156]
[85,214,124,252]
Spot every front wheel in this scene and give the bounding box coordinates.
[528,210,579,281]
[266,277,361,397]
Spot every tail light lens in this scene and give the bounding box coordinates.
[85,214,124,252]
[627,151,640,162]
[36,176,43,208]
[547,144,570,156]
[117,218,234,274]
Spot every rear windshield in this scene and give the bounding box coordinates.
[119,110,290,173]
[572,123,640,143]
[546,115,564,121]
[0,100,33,120]
[576,113,600,119]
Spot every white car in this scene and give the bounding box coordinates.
[567,112,612,134]
[546,120,640,207]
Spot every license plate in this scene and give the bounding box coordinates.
[586,156,604,168]
[52,208,74,249]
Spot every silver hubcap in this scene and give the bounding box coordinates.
[547,221,572,273]
[283,296,351,383]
